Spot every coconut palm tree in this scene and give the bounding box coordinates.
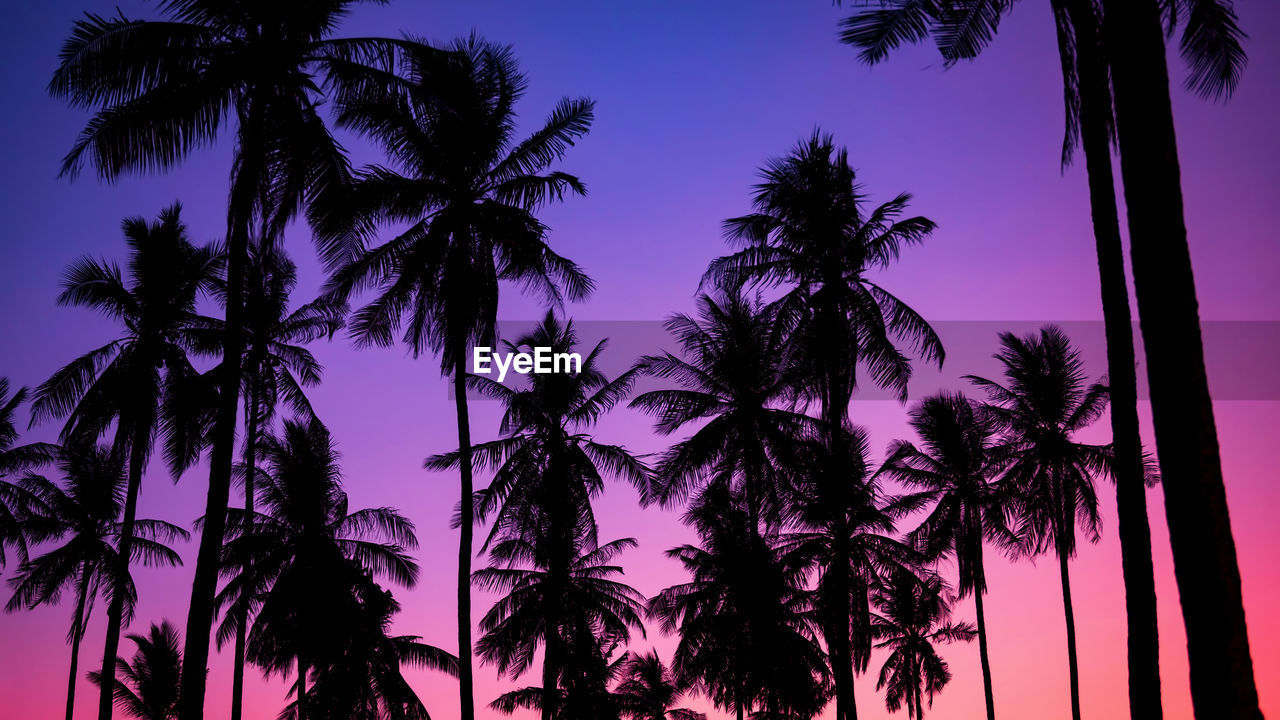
[1099,1,1260,714]
[704,131,942,720]
[30,205,216,720]
[426,312,646,720]
[878,393,1012,720]
[324,37,595,718]
[649,485,830,720]
[89,621,183,720]
[613,650,706,720]
[489,629,631,720]
[197,240,345,720]
[630,291,814,533]
[837,1,1253,714]
[217,417,421,720]
[870,570,975,720]
[966,327,1109,720]
[1,378,58,568]
[6,444,188,720]
[49,7,413,715]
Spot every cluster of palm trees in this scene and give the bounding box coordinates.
[0,0,1263,719]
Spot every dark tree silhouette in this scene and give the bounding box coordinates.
[870,570,975,720]
[7,444,188,720]
[967,327,1109,720]
[1100,1,1261,715]
[197,240,345,720]
[325,38,595,719]
[30,205,216,720]
[48,6,410,716]
[613,650,706,720]
[631,291,814,533]
[0,378,58,568]
[879,393,1013,720]
[649,485,830,720]
[89,621,184,720]
[705,131,942,720]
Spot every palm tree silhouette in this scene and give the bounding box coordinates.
[967,327,1109,720]
[325,37,595,717]
[630,291,814,533]
[30,205,216,720]
[613,650,706,720]
[426,312,644,720]
[649,485,830,720]
[48,6,411,715]
[705,131,942,720]
[878,393,1013,720]
[870,570,975,720]
[838,1,1253,713]
[1,377,58,568]
[217,417,421,720]
[197,240,345,720]
[89,621,183,720]
[6,444,188,720]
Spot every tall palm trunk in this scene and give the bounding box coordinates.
[180,108,262,720]
[971,538,995,720]
[231,375,261,720]
[1057,539,1081,720]
[1099,1,1262,717]
[1059,1,1163,716]
[452,348,476,720]
[66,565,90,720]
[97,422,148,720]
[296,656,308,720]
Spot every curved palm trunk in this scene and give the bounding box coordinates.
[453,349,476,720]
[66,565,90,720]
[1057,543,1081,720]
[97,423,148,720]
[180,111,261,720]
[1058,1,1163,716]
[1099,2,1262,717]
[971,542,995,720]
[231,376,261,720]
[296,656,308,720]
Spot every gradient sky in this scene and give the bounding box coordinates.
[2,2,1278,719]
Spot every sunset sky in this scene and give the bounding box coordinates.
[1,1,1278,719]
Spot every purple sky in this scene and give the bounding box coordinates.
[2,1,1278,719]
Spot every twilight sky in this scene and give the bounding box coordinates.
[1,1,1278,719]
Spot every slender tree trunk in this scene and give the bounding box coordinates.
[97,424,147,720]
[1100,2,1261,717]
[1057,1,1164,716]
[180,112,261,720]
[231,376,260,720]
[296,656,308,720]
[542,629,559,720]
[66,566,89,720]
[1057,545,1082,720]
[971,543,995,720]
[453,349,476,720]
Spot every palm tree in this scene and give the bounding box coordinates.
[490,629,631,720]
[705,131,942,720]
[198,240,345,720]
[49,7,412,716]
[630,291,814,532]
[1099,1,1261,714]
[1,377,58,568]
[217,417,421,720]
[324,36,596,719]
[789,426,919,720]
[649,485,830,720]
[878,393,1012,720]
[838,1,1253,714]
[613,650,706,720]
[6,444,188,720]
[426,312,646,720]
[870,570,975,720]
[30,205,216,720]
[967,327,1109,720]
[89,621,183,720]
